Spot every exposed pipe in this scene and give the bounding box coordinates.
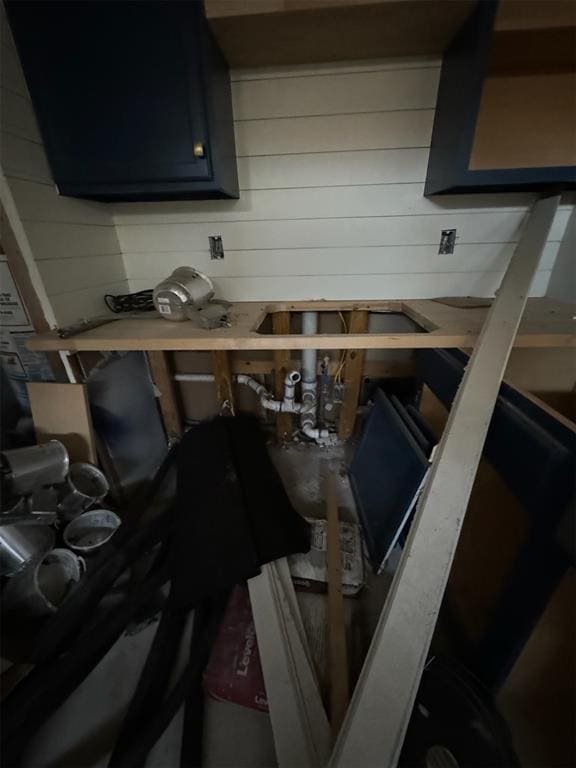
[300,312,333,444]
[174,371,305,414]
[175,341,335,444]
[174,373,215,384]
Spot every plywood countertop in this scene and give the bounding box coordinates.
[27,298,576,353]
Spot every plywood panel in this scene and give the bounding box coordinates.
[27,382,97,463]
[28,297,575,353]
[470,73,576,171]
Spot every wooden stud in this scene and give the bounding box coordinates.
[147,351,183,440]
[273,311,293,440]
[212,350,235,415]
[330,195,561,768]
[326,473,349,739]
[338,310,369,440]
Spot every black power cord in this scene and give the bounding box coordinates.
[104,289,155,313]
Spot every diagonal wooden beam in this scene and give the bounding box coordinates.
[330,195,561,768]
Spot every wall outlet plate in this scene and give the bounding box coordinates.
[439,229,457,255]
[209,235,224,260]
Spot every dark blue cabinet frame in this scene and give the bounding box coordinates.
[6,0,239,202]
[416,349,575,689]
[424,1,576,196]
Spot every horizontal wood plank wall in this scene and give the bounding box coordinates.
[112,58,573,301]
[0,12,128,327]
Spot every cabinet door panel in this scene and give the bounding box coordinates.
[7,0,211,186]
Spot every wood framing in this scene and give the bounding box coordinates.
[212,350,235,415]
[338,310,369,440]
[27,297,575,353]
[326,473,349,738]
[147,351,183,440]
[329,195,561,768]
[273,311,293,440]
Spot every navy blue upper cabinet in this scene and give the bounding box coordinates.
[425,0,576,196]
[6,0,238,201]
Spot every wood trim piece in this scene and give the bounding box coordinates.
[273,311,293,440]
[274,557,317,677]
[329,195,561,768]
[212,350,235,415]
[147,351,183,440]
[326,473,349,738]
[248,563,331,768]
[338,310,369,440]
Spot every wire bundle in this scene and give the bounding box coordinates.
[104,289,155,314]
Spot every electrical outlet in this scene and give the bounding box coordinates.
[439,229,457,255]
[209,235,224,260]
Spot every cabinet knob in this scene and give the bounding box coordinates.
[193,141,206,158]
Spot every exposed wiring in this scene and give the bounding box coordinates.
[334,311,348,383]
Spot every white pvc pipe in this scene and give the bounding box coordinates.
[301,312,318,384]
[175,352,335,443]
[174,372,304,414]
[299,312,334,444]
[174,373,215,383]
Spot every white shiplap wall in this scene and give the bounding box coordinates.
[113,59,572,301]
[0,13,128,327]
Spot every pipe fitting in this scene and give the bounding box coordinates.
[283,370,301,413]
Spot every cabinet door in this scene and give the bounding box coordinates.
[7,0,211,190]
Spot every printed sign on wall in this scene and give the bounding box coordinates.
[0,259,30,327]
